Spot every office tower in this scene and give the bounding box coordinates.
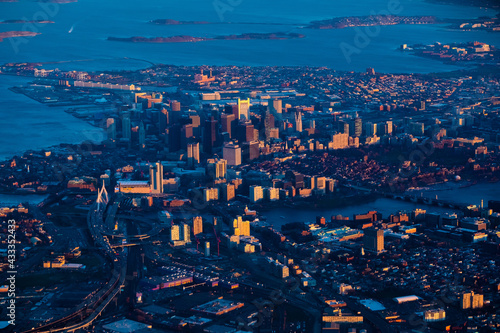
[250,185,264,203]
[171,224,180,242]
[330,133,349,150]
[354,117,362,137]
[364,228,384,253]
[223,143,242,166]
[207,158,227,179]
[410,122,425,136]
[308,120,315,129]
[181,124,194,149]
[244,141,260,161]
[364,122,377,136]
[420,101,426,111]
[386,120,393,135]
[187,142,200,167]
[294,111,303,133]
[138,121,145,148]
[149,161,163,194]
[221,113,236,139]
[121,111,131,140]
[220,183,235,201]
[168,124,182,152]
[204,241,210,257]
[366,67,375,75]
[159,108,169,135]
[237,121,255,143]
[266,187,280,201]
[238,98,250,120]
[106,118,116,140]
[271,99,282,114]
[461,292,483,309]
[181,223,191,243]
[203,188,219,202]
[193,216,203,236]
[340,121,349,135]
[203,117,218,154]
[170,100,181,123]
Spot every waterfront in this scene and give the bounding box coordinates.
[0,0,498,73]
[263,182,500,227]
[0,74,105,161]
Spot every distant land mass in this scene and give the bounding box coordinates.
[0,31,41,42]
[107,32,305,43]
[306,15,439,29]
[0,19,54,24]
[151,19,211,25]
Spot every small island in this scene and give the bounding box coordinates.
[400,41,499,65]
[150,19,211,25]
[0,19,54,24]
[306,15,439,29]
[108,32,305,43]
[0,31,41,42]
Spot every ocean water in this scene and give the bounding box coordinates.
[0,0,498,72]
[0,0,499,160]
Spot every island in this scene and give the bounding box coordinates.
[306,15,439,29]
[107,32,305,43]
[0,19,54,24]
[150,19,211,25]
[400,41,499,65]
[0,31,41,42]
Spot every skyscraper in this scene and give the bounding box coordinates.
[271,99,282,114]
[193,216,203,236]
[204,241,210,257]
[138,121,145,149]
[354,117,362,137]
[250,185,264,203]
[238,98,250,120]
[181,223,191,243]
[364,228,384,253]
[294,111,303,133]
[221,113,236,139]
[223,143,242,166]
[187,142,200,167]
[149,162,163,194]
[207,158,227,179]
[203,117,218,154]
[122,111,131,140]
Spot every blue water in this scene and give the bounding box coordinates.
[0,0,499,159]
[0,0,498,72]
[0,75,105,161]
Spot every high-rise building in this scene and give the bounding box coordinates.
[171,224,180,242]
[271,99,282,114]
[149,162,163,194]
[138,121,145,148]
[294,111,303,133]
[193,216,203,235]
[187,142,200,167]
[461,292,483,309]
[106,118,116,140]
[159,108,169,135]
[238,98,250,120]
[354,117,362,137]
[237,121,255,143]
[220,183,235,201]
[250,185,264,203]
[181,223,191,243]
[364,228,384,253]
[203,187,219,202]
[266,187,280,201]
[232,216,250,236]
[122,111,131,140]
[207,158,227,179]
[223,143,242,166]
[203,117,218,154]
[330,133,349,150]
[221,113,236,139]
